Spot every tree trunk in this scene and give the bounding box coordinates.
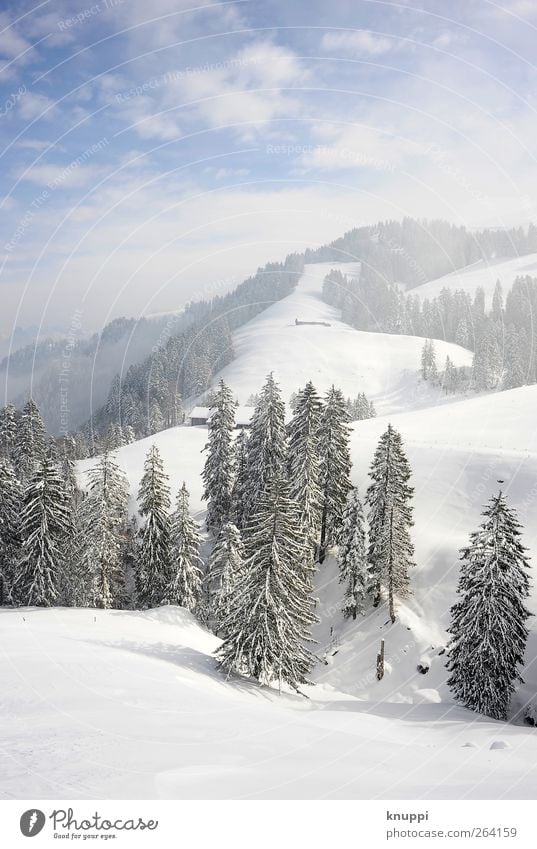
[318,500,328,563]
[388,506,395,623]
[376,639,385,680]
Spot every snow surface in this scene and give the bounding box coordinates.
[4,262,537,800]
[410,253,537,306]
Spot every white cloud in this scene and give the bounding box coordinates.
[17,92,55,121]
[174,41,308,133]
[0,15,31,59]
[321,30,393,56]
[20,162,105,189]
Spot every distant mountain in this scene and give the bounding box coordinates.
[0,315,177,434]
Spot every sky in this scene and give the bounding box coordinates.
[1,0,537,338]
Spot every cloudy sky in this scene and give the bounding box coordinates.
[1,0,536,337]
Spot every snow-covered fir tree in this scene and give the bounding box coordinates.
[243,372,288,522]
[0,458,22,604]
[503,325,526,389]
[217,474,317,692]
[318,386,352,563]
[446,490,532,720]
[0,403,18,460]
[442,355,458,394]
[168,482,203,612]
[473,327,502,391]
[231,427,249,529]
[201,379,237,532]
[83,450,129,609]
[136,444,172,608]
[287,381,323,569]
[492,279,504,324]
[206,521,244,630]
[15,399,47,480]
[338,486,370,619]
[12,455,71,607]
[421,339,437,381]
[366,424,415,622]
[62,494,92,607]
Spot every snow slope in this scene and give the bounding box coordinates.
[410,253,537,306]
[3,605,537,800]
[216,262,472,416]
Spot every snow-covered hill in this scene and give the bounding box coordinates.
[410,253,537,306]
[5,264,537,800]
[216,262,472,416]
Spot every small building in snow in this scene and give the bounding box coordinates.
[189,406,210,426]
[188,405,253,429]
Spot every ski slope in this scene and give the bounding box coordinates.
[216,262,472,416]
[410,253,537,306]
[4,265,537,800]
[3,604,537,800]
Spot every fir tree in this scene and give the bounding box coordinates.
[217,475,317,691]
[0,458,22,604]
[206,521,244,630]
[318,386,352,563]
[338,487,370,619]
[503,325,525,389]
[168,482,203,612]
[202,379,237,532]
[15,399,47,480]
[446,490,532,720]
[83,451,129,609]
[62,494,92,607]
[492,280,504,324]
[13,455,71,607]
[287,381,323,566]
[136,445,172,608]
[473,329,501,391]
[421,339,438,381]
[442,355,458,394]
[366,424,415,622]
[0,403,18,460]
[231,428,249,529]
[243,373,288,522]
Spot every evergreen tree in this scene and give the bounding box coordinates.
[0,403,18,460]
[84,451,129,609]
[168,482,203,612]
[206,521,244,630]
[503,325,525,389]
[62,493,92,607]
[338,487,370,619]
[473,330,502,391]
[217,475,317,692]
[136,445,172,608]
[243,373,288,522]
[442,355,458,394]
[12,455,71,607]
[421,339,437,381]
[0,458,22,604]
[287,381,323,566]
[318,386,352,563]
[446,490,532,720]
[231,428,250,529]
[202,379,237,532]
[15,399,47,480]
[492,280,504,324]
[366,424,415,622]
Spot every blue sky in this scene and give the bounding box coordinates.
[1,0,537,336]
